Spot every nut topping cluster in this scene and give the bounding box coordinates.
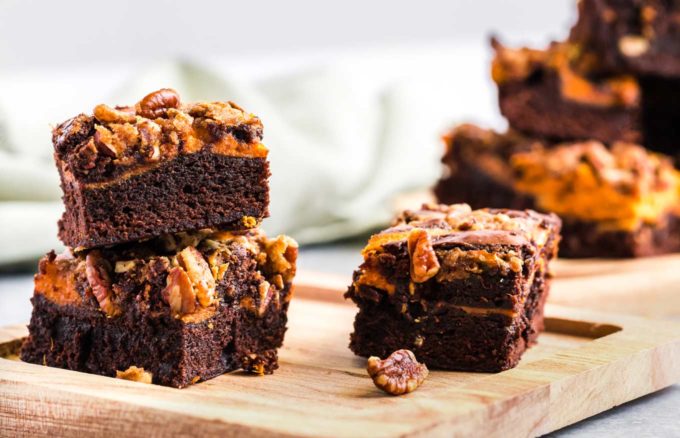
[52,88,264,181]
[264,235,299,284]
[367,349,429,396]
[163,247,216,317]
[85,250,120,317]
[67,230,297,322]
[407,229,440,283]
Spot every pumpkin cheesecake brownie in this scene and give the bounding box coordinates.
[569,0,680,78]
[20,229,297,388]
[53,88,270,249]
[492,39,680,161]
[435,124,680,257]
[492,39,642,146]
[345,204,561,372]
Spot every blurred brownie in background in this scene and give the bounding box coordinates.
[53,89,270,250]
[569,0,680,78]
[346,204,560,372]
[492,39,642,145]
[435,124,680,257]
[492,38,680,162]
[21,229,297,388]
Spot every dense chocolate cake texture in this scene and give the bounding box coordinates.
[346,204,561,372]
[53,89,270,250]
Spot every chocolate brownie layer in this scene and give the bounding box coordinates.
[345,204,560,372]
[58,151,269,249]
[53,89,270,249]
[350,272,549,372]
[569,0,680,77]
[435,124,680,258]
[21,229,298,388]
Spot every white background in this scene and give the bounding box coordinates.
[1,0,573,70]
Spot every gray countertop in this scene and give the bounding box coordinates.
[1,243,678,437]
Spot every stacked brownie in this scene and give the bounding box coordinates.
[346,204,561,371]
[436,124,680,257]
[21,89,298,387]
[436,0,680,257]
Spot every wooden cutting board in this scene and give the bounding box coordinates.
[550,255,680,318]
[2,277,680,438]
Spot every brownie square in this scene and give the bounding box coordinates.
[492,39,680,161]
[434,124,680,258]
[53,89,270,250]
[492,39,642,146]
[569,0,680,78]
[20,229,298,388]
[345,204,561,372]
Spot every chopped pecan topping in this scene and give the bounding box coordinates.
[93,104,136,124]
[93,126,119,157]
[85,251,119,317]
[136,88,181,119]
[407,229,440,283]
[52,114,95,156]
[367,349,428,396]
[265,235,299,283]
[54,89,267,182]
[162,267,197,317]
[176,247,216,307]
[137,119,162,161]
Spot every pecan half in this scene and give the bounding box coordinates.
[162,267,196,317]
[93,126,119,157]
[52,114,95,156]
[136,88,180,119]
[85,251,119,316]
[407,229,440,283]
[176,247,216,307]
[137,119,162,161]
[367,349,428,396]
[93,104,137,124]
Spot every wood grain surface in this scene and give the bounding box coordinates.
[2,277,680,437]
[550,255,680,318]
